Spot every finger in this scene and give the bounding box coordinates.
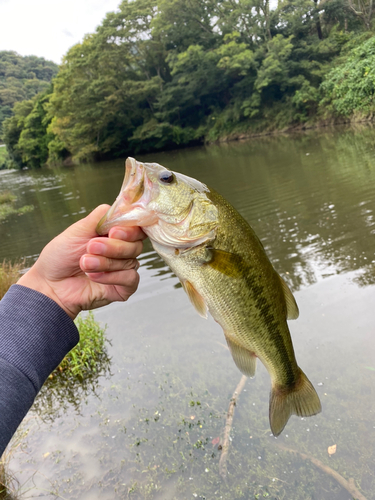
[86,269,140,293]
[86,238,143,260]
[108,226,147,242]
[80,254,140,273]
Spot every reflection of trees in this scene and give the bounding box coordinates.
[3,125,375,291]
[32,353,112,423]
[203,127,375,292]
[137,127,375,293]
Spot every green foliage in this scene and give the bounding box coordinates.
[2,99,34,168]
[320,35,375,117]
[0,51,58,139]
[2,86,57,168]
[3,0,374,162]
[0,146,8,169]
[58,311,108,378]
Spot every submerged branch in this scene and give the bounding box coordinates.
[277,445,368,500]
[219,374,247,480]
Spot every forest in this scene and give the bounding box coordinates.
[0,51,58,138]
[1,0,375,169]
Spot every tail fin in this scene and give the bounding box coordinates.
[269,368,322,437]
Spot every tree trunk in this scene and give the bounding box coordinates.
[313,0,323,39]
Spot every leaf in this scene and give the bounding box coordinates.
[328,444,337,455]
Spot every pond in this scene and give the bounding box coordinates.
[1,125,375,499]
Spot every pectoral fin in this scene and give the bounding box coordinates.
[206,248,244,279]
[224,334,257,378]
[278,275,299,320]
[182,280,208,319]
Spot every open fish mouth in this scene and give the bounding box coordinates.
[96,157,155,235]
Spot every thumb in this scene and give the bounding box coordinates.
[66,205,111,240]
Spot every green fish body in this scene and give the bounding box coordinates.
[97,158,321,436]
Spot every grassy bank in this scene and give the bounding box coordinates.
[0,259,25,299]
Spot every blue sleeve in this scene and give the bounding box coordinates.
[0,285,79,455]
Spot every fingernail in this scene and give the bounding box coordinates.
[89,242,106,254]
[109,228,128,239]
[82,256,100,270]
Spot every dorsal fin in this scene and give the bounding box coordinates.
[278,275,299,320]
[182,280,208,319]
[224,334,257,378]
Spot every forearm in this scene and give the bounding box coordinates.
[0,285,79,455]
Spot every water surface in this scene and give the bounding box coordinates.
[1,126,375,499]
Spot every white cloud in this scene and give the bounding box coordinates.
[0,0,121,63]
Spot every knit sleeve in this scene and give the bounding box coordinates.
[0,284,79,454]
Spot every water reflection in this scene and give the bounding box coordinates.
[2,126,375,293]
[32,347,112,424]
[3,126,375,499]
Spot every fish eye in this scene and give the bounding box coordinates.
[159,171,174,184]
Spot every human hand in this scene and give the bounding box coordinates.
[17,205,146,320]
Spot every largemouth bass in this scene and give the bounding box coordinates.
[97,157,321,436]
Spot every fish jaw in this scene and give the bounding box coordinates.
[96,157,158,235]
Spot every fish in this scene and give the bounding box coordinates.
[97,157,321,436]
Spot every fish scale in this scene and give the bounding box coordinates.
[97,157,322,436]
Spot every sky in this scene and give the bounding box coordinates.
[0,0,121,64]
[0,0,280,65]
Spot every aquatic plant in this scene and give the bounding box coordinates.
[32,312,111,421]
[0,427,28,500]
[60,311,109,378]
[0,190,33,222]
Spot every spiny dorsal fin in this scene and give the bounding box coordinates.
[182,280,208,319]
[224,333,257,378]
[278,275,299,320]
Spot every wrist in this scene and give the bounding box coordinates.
[17,269,78,321]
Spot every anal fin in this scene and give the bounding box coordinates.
[224,334,257,378]
[182,280,208,319]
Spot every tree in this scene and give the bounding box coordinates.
[320,35,375,117]
[0,51,58,139]
[2,99,34,167]
[347,0,374,29]
[49,0,164,160]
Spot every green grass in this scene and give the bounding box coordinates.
[31,311,111,420]
[57,311,109,378]
[0,259,25,300]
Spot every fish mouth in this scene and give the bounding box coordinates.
[96,157,154,235]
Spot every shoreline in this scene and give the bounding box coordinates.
[210,115,375,144]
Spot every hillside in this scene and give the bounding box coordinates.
[0,51,58,138]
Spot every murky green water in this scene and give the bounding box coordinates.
[1,126,375,499]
